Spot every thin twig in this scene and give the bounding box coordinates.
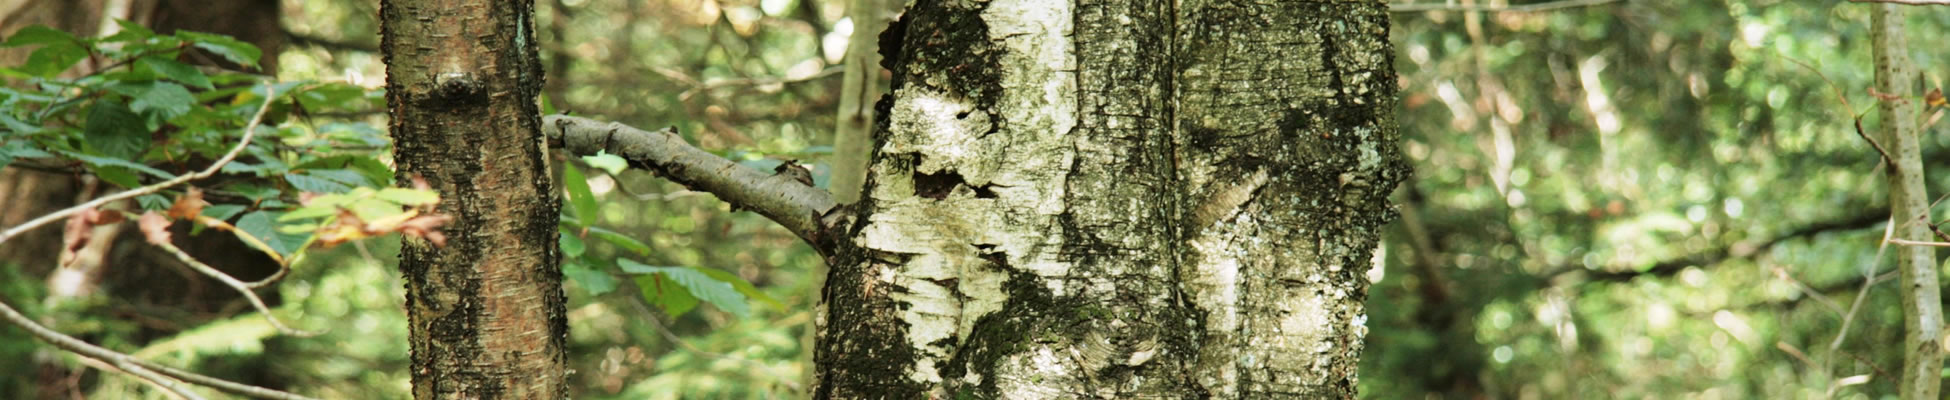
[0,298,318,399]
[149,239,321,337]
[1390,0,1623,12]
[1830,216,1896,351]
[0,83,282,245]
[1778,55,1895,171]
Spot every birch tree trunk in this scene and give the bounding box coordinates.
[1871,5,1942,399]
[813,0,1405,397]
[380,0,570,398]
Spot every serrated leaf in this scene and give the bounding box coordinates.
[3,26,78,47]
[138,57,213,90]
[582,152,629,176]
[695,267,783,310]
[84,100,148,160]
[236,211,307,257]
[285,172,351,193]
[618,260,748,317]
[636,274,699,318]
[563,163,597,225]
[375,188,439,206]
[586,226,651,256]
[175,31,261,69]
[563,262,618,295]
[129,81,195,120]
[560,232,587,258]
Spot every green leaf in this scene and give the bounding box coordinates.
[618,260,749,317]
[277,204,340,222]
[84,100,148,160]
[92,166,141,188]
[294,155,392,186]
[306,168,374,188]
[136,194,170,211]
[560,233,587,258]
[696,267,783,310]
[18,42,86,77]
[138,57,214,90]
[3,26,78,47]
[129,81,195,120]
[582,152,629,176]
[1,140,53,167]
[285,172,352,193]
[200,204,247,222]
[562,163,598,225]
[635,274,699,318]
[375,188,439,206]
[236,211,307,257]
[345,198,403,222]
[563,262,618,296]
[586,226,651,256]
[65,151,175,179]
[99,19,157,44]
[175,31,261,69]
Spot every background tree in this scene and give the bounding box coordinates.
[378,0,569,398]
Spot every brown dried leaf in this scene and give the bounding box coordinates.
[397,213,453,247]
[166,187,208,220]
[138,212,172,245]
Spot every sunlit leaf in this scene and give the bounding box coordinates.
[619,259,749,317]
[587,226,652,256]
[563,163,598,225]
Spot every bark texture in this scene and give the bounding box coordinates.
[380,0,570,398]
[1871,5,1942,399]
[814,0,1404,398]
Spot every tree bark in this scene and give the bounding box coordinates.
[812,0,1405,397]
[1871,4,1942,399]
[380,0,569,398]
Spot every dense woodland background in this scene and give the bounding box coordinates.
[2,0,1948,398]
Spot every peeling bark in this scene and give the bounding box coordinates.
[812,0,1406,398]
[381,0,570,398]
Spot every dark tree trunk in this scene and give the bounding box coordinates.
[379,0,570,398]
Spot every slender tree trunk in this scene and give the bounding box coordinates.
[380,1,569,398]
[1871,5,1942,399]
[813,0,1404,397]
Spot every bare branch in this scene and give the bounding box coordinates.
[0,84,282,245]
[541,115,839,243]
[1390,0,1623,13]
[0,298,319,400]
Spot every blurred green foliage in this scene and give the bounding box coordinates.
[8,0,1948,398]
[1369,1,1949,398]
